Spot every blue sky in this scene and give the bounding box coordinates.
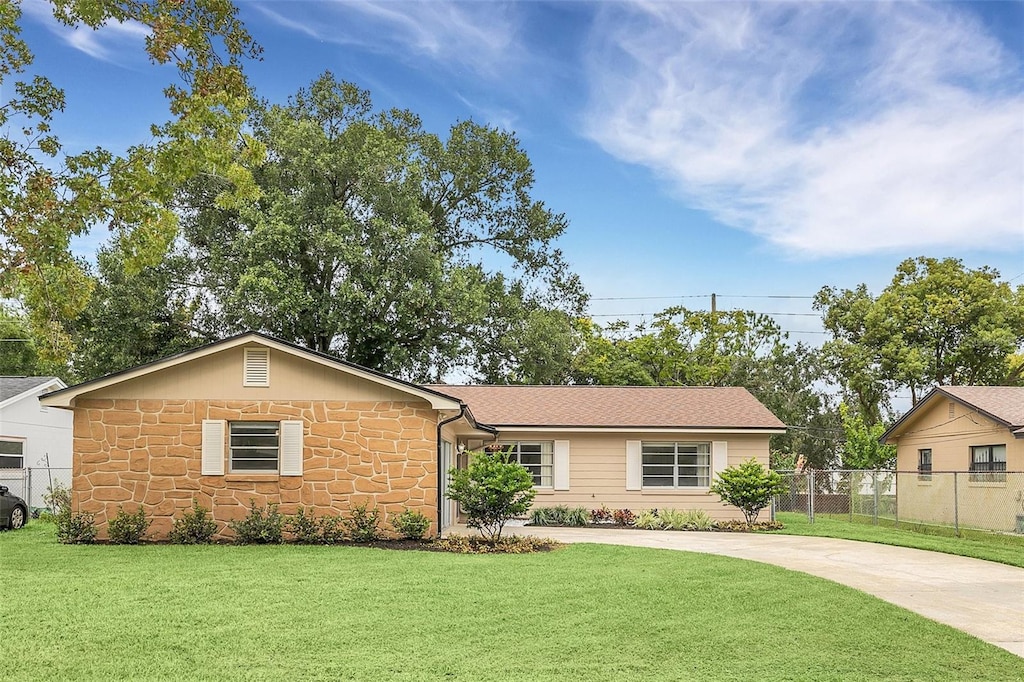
[17,0,1024,340]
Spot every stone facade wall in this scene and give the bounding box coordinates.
[72,398,438,539]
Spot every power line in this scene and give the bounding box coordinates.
[590,293,816,302]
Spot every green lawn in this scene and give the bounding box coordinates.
[1,523,1021,681]
[773,511,1024,568]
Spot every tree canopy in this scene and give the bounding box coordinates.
[0,0,261,364]
[176,73,584,380]
[815,257,1024,422]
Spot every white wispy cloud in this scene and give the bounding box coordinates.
[254,0,522,79]
[583,2,1024,258]
[22,0,149,63]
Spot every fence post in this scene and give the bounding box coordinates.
[894,471,899,528]
[849,470,854,522]
[26,467,32,513]
[953,472,960,537]
[808,469,815,524]
[873,470,879,525]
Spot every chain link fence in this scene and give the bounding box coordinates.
[774,469,1024,535]
[0,467,73,515]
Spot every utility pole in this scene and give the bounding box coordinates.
[711,293,717,314]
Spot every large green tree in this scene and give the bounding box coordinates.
[177,73,584,380]
[816,257,1024,421]
[0,0,260,364]
[69,242,210,381]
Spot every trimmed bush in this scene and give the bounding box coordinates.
[612,508,635,526]
[169,500,218,544]
[344,503,381,543]
[446,450,536,541]
[107,506,149,544]
[392,509,431,540]
[433,534,559,554]
[229,501,284,544]
[286,507,322,544]
[56,508,96,544]
[710,459,787,525]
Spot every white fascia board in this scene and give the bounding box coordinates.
[1,378,68,411]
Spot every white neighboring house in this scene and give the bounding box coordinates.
[0,376,73,474]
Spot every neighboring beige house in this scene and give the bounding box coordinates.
[882,386,1024,532]
[41,333,785,539]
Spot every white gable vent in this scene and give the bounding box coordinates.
[244,347,270,387]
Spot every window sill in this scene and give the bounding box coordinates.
[225,473,279,482]
[641,487,710,494]
[533,488,556,495]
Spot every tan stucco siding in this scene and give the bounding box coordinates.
[502,431,771,521]
[78,345,415,403]
[892,398,1023,532]
[893,398,1024,472]
[72,398,439,540]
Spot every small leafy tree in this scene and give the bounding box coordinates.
[838,403,897,469]
[446,450,536,541]
[710,459,787,525]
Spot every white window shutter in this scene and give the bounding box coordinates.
[553,440,570,491]
[625,440,642,491]
[712,441,729,481]
[279,420,304,476]
[201,420,226,476]
[243,347,270,387]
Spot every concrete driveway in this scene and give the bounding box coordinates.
[470,525,1024,658]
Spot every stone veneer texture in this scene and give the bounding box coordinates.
[72,399,438,539]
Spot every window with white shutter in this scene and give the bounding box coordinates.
[279,421,304,476]
[201,420,226,476]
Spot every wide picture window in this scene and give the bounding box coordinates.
[642,442,710,488]
[230,422,280,472]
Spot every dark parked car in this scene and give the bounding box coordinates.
[0,485,28,530]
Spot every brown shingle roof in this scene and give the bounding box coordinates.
[938,386,1024,428]
[427,385,786,429]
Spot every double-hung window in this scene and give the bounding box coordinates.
[642,442,710,488]
[499,441,553,488]
[969,444,1006,482]
[229,422,280,472]
[917,449,932,480]
[0,439,24,469]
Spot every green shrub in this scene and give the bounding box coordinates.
[392,509,431,540]
[229,501,284,544]
[107,506,149,544]
[286,507,322,544]
[710,459,787,525]
[564,506,589,526]
[446,450,536,540]
[612,508,635,526]
[681,509,714,531]
[634,509,663,530]
[715,519,784,532]
[49,483,96,544]
[318,515,346,544]
[344,503,381,543]
[169,499,218,544]
[55,508,96,544]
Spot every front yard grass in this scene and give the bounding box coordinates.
[772,511,1024,568]
[2,523,1021,681]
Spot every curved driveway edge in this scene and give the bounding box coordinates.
[498,526,1024,658]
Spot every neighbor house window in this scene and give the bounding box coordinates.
[969,444,1006,482]
[642,442,710,488]
[0,439,24,469]
[498,441,553,488]
[917,449,932,481]
[230,422,279,472]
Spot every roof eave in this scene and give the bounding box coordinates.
[0,377,68,411]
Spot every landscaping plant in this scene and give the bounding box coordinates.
[590,505,613,523]
[229,501,285,544]
[612,508,635,526]
[286,507,323,544]
[633,509,663,530]
[392,509,431,540]
[49,483,96,544]
[446,450,536,540]
[107,506,150,544]
[169,499,218,544]
[344,503,382,542]
[710,458,787,525]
